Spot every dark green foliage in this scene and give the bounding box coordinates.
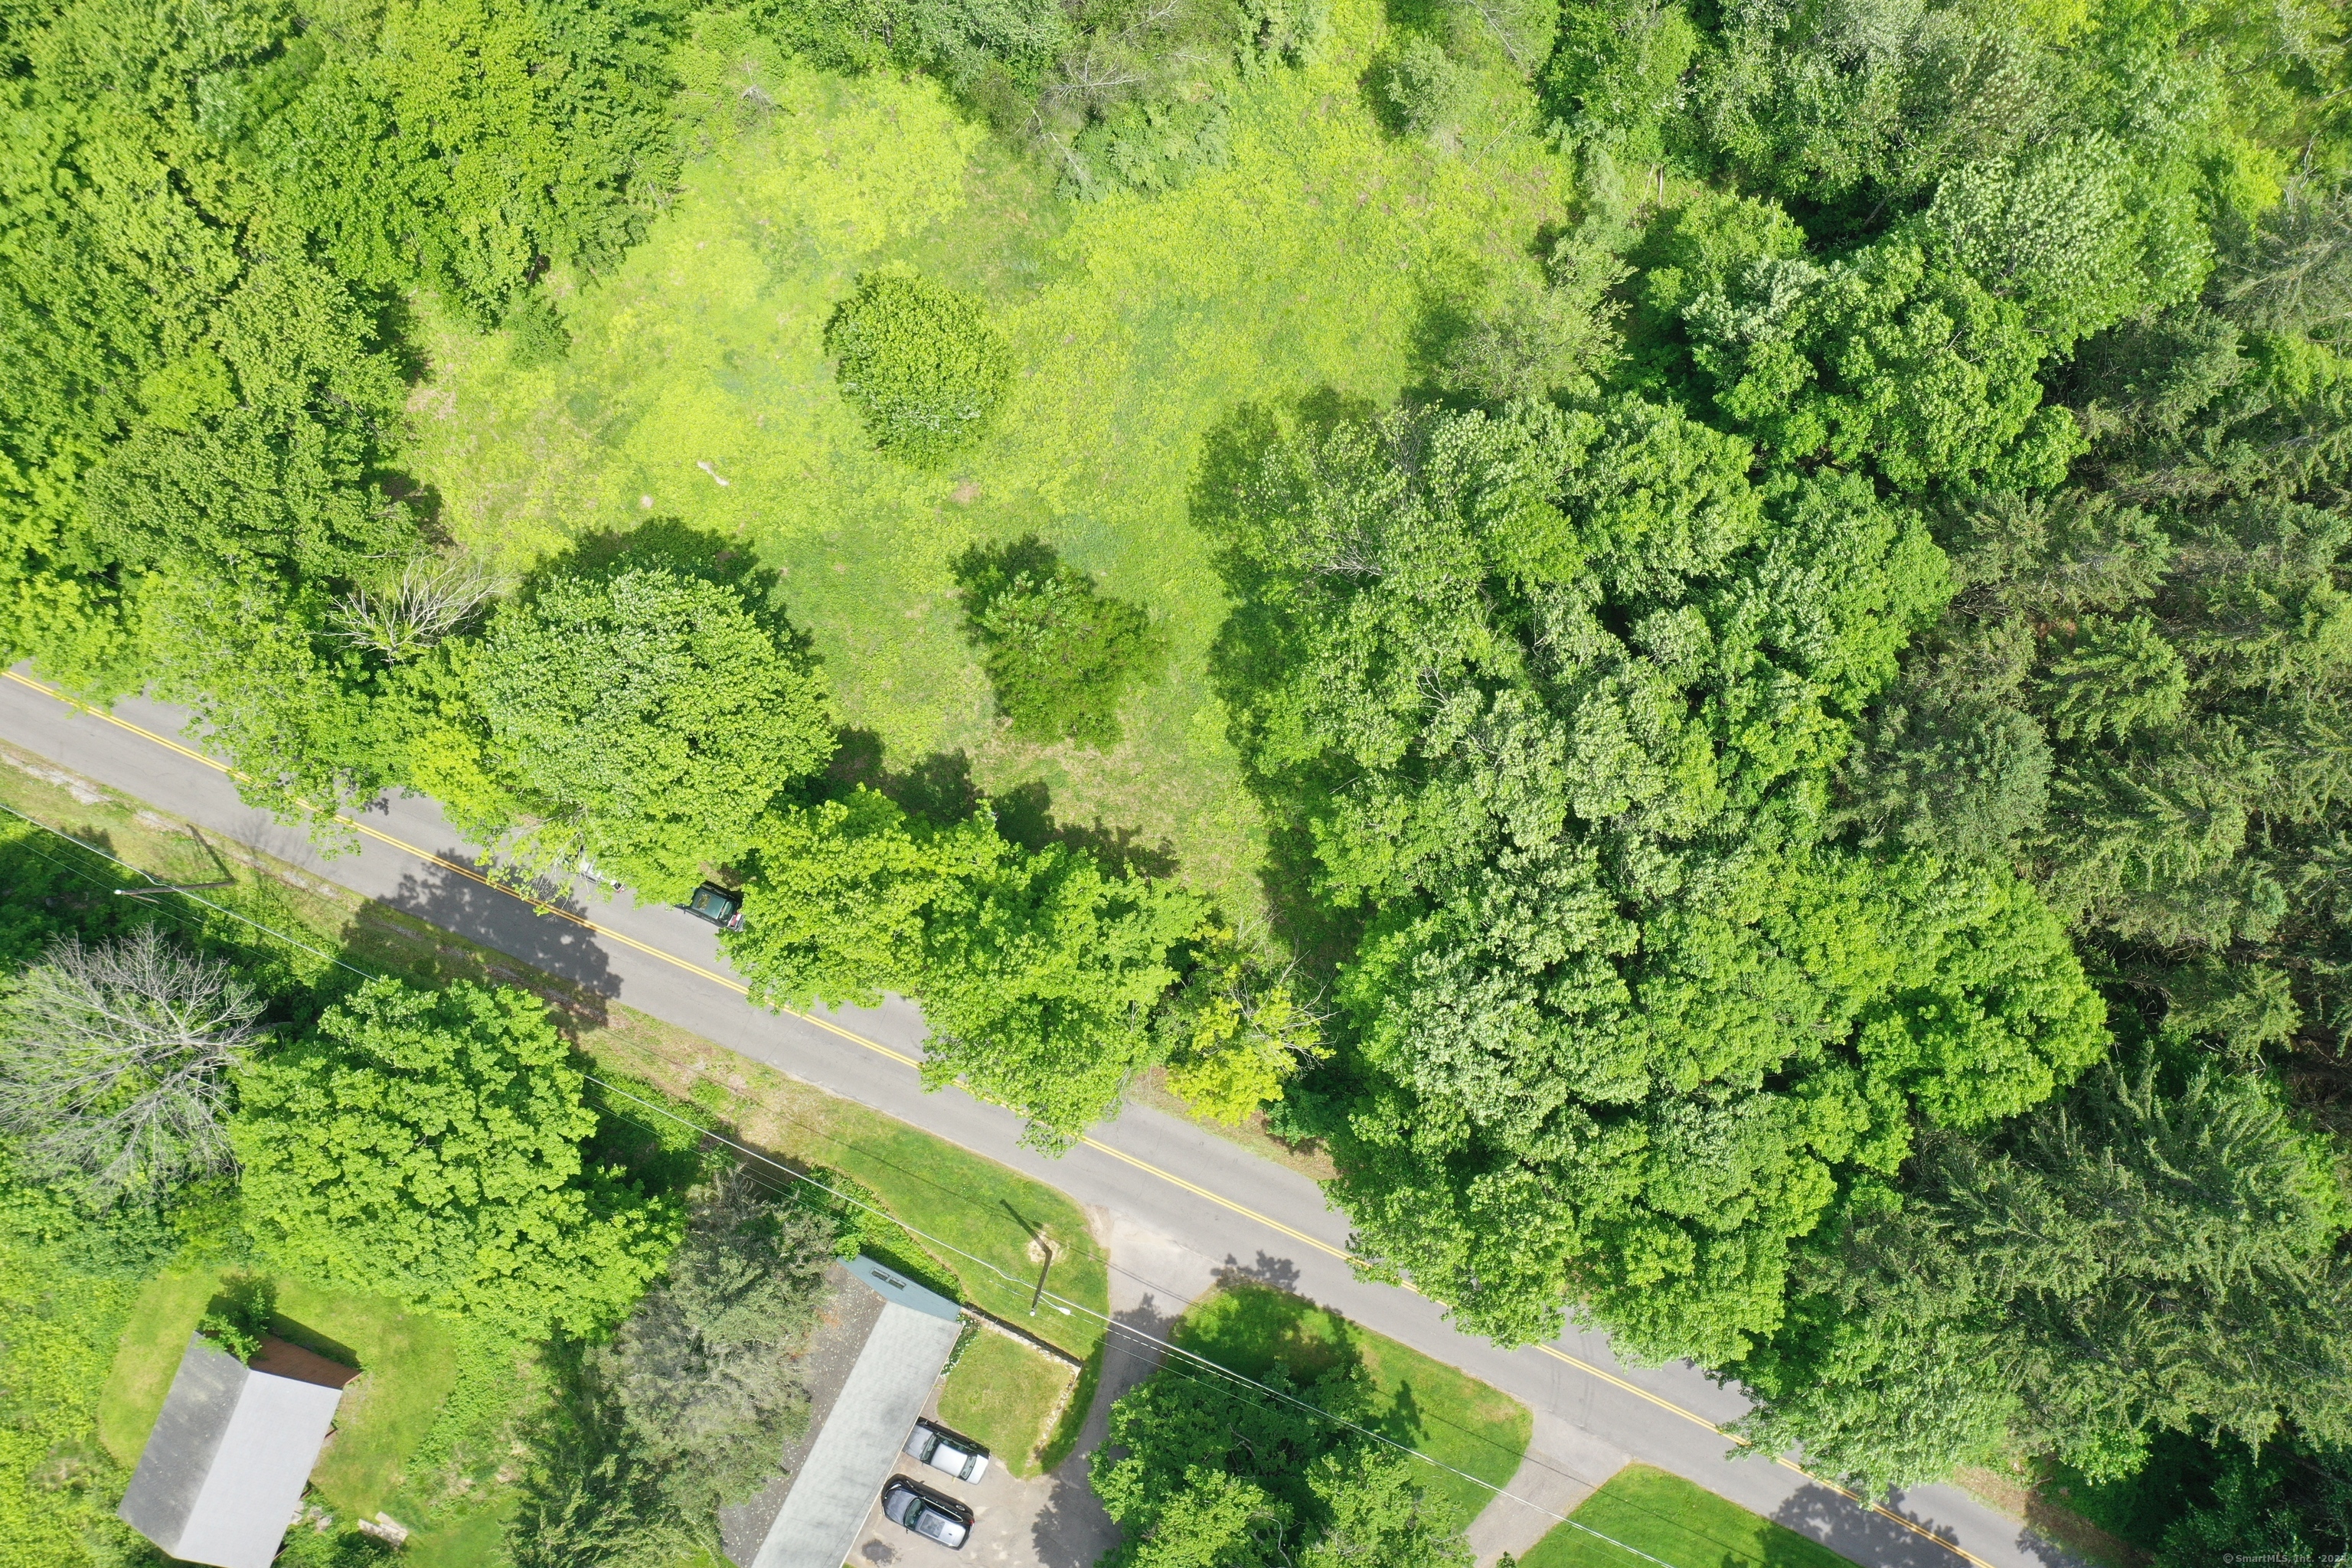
[1380,34,1476,139]
[753,0,1325,197]
[1093,1360,1471,1568]
[508,1170,838,1563]
[599,1168,837,1507]
[1201,394,2106,1359]
[508,292,576,369]
[826,271,1014,466]
[2150,1436,2352,1568]
[1735,1057,2352,1488]
[952,535,1167,748]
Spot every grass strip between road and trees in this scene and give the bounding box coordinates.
[1519,1464,1865,1568]
[1171,1279,1533,1526]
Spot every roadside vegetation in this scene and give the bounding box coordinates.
[3,0,2351,1553]
[1099,1282,1532,1568]
[1517,1465,1860,1568]
[0,753,1105,1564]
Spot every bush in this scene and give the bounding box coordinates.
[1379,34,1475,139]
[951,535,1165,749]
[825,270,1014,466]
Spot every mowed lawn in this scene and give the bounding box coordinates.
[1521,1465,1865,1568]
[1171,1280,1533,1524]
[405,0,1573,925]
[936,1328,1079,1477]
[99,1269,459,1522]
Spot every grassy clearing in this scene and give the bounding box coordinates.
[98,1269,459,1520]
[1520,1465,1864,1568]
[1171,1281,1532,1525]
[936,1328,1078,1477]
[407,0,1573,926]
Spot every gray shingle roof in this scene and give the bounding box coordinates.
[118,1334,346,1568]
[748,1258,965,1568]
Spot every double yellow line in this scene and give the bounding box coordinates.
[2,668,1995,1568]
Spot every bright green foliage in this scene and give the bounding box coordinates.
[1157,925,1328,1124]
[233,977,681,1338]
[1206,397,2105,1358]
[952,534,1168,748]
[728,789,1002,1008]
[1541,0,1700,166]
[1919,136,2209,348]
[1684,241,2085,492]
[727,787,1205,1145]
[466,566,836,900]
[270,0,688,325]
[917,834,1206,1146]
[825,270,1014,466]
[0,1157,158,1566]
[1736,1058,2352,1490]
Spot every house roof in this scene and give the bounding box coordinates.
[118,1334,348,1568]
[747,1257,965,1568]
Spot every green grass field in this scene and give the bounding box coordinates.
[1171,1280,1533,1524]
[1521,1465,1864,1568]
[407,0,1573,924]
[936,1327,1079,1477]
[98,1269,459,1521]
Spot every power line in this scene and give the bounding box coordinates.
[0,794,1796,1568]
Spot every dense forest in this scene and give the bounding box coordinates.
[3,0,2351,1559]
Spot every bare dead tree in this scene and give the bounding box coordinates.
[332,556,502,662]
[0,927,265,1205]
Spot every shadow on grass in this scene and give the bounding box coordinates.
[825,730,1179,880]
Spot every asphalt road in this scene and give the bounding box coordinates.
[0,669,2082,1568]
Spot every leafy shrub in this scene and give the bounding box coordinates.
[951,535,1166,749]
[825,270,1014,466]
[197,1275,276,1362]
[1379,34,1475,139]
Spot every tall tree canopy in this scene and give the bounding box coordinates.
[1207,397,2106,1360]
[233,976,679,1336]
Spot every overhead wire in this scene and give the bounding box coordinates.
[0,795,1716,1568]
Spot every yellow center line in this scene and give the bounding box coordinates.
[0,669,919,1067]
[5,667,1998,1568]
[1079,1136,1355,1259]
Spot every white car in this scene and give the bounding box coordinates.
[903,1419,989,1482]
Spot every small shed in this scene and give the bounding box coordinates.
[118,1333,357,1568]
[743,1256,966,1568]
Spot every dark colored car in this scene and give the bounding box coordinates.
[682,882,743,929]
[881,1478,972,1550]
[903,1419,990,1482]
